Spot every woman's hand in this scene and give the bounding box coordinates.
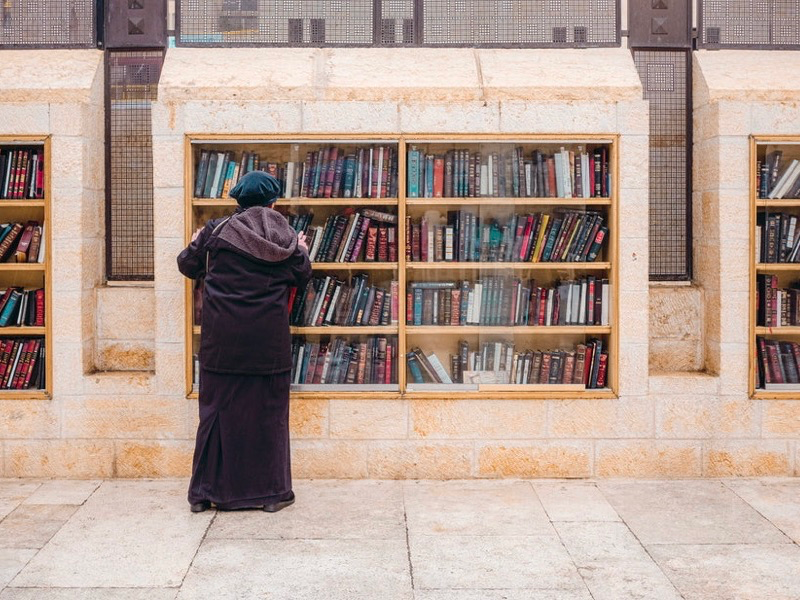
[297,231,309,253]
[191,226,204,242]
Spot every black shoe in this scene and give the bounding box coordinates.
[190,501,211,513]
[263,491,295,513]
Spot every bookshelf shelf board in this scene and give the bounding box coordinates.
[0,389,49,400]
[0,200,45,208]
[755,326,800,335]
[405,197,612,206]
[290,326,399,335]
[0,327,46,335]
[755,263,800,272]
[752,390,800,400]
[311,262,398,270]
[192,198,399,207]
[406,262,611,271]
[405,325,611,335]
[0,263,44,271]
[403,388,615,400]
[756,199,800,207]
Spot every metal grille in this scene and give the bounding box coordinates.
[106,50,163,281]
[176,0,619,46]
[698,0,800,49]
[634,49,691,281]
[0,0,95,48]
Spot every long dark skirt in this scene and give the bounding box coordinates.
[188,368,292,510]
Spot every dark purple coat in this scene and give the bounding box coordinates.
[177,206,312,375]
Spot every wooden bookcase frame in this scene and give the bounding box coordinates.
[0,135,52,400]
[184,133,619,400]
[749,135,800,399]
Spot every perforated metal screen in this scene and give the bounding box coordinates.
[106,50,164,281]
[633,49,691,281]
[0,0,96,47]
[176,0,619,46]
[699,0,800,49]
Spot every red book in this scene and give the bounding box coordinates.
[596,352,609,388]
[547,157,557,197]
[34,289,45,326]
[12,339,34,390]
[583,343,595,386]
[364,226,379,262]
[433,158,444,197]
[22,340,42,389]
[0,339,14,383]
[324,147,338,198]
[385,341,392,384]
[377,225,388,262]
[405,217,412,261]
[519,215,534,260]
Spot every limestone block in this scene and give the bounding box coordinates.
[399,102,500,133]
[367,441,472,479]
[409,399,546,440]
[751,101,800,134]
[62,396,186,439]
[51,191,103,241]
[656,395,758,439]
[618,343,649,396]
[617,135,649,191]
[153,237,186,293]
[0,401,59,439]
[499,101,617,134]
[155,290,184,344]
[477,441,592,478]
[97,286,156,341]
[717,342,749,394]
[796,443,800,476]
[0,103,49,135]
[151,136,186,189]
[649,373,719,396]
[182,101,302,134]
[692,103,717,143]
[701,136,750,192]
[114,441,193,477]
[649,285,703,340]
[96,341,155,372]
[159,48,317,102]
[290,398,329,438]
[616,190,648,245]
[618,291,649,344]
[616,99,650,135]
[596,440,701,477]
[324,48,481,102]
[703,441,791,477]
[84,371,155,396]
[692,137,719,190]
[51,342,85,396]
[151,101,185,136]
[718,244,750,293]
[694,50,800,103]
[699,190,750,243]
[51,291,83,343]
[763,400,800,437]
[50,136,88,191]
[330,400,406,440]
[715,101,754,137]
[50,102,88,137]
[649,339,704,372]
[618,237,649,294]
[0,50,103,103]
[153,188,186,239]
[154,342,186,396]
[302,101,399,133]
[718,293,749,345]
[479,49,642,102]
[548,397,654,439]
[292,440,368,478]
[5,440,114,478]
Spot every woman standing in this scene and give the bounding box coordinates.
[178,171,311,513]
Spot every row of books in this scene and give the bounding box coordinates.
[407,146,611,199]
[0,221,44,263]
[759,152,800,199]
[756,275,800,327]
[291,336,398,385]
[756,212,800,263]
[407,211,608,263]
[406,338,608,388]
[406,277,610,327]
[756,336,800,388]
[0,148,44,200]
[0,337,45,390]
[301,209,398,263]
[290,274,399,328]
[0,288,44,328]
[194,146,399,200]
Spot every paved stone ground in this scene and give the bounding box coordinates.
[0,479,799,599]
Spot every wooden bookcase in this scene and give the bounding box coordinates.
[750,135,800,398]
[0,135,52,399]
[185,134,618,400]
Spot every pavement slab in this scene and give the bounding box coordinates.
[0,482,41,523]
[404,480,553,536]
[554,521,682,600]
[9,481,213,588]
[648,543,800,600]
[22,481,101,506]
[0,505,77,549]
[533,482,621,522]
[725,479,800,544]
[414,590,593,600]
[0,589,178,600]
[598,480,790,545]
[208,479,405,540]
[177,538,413,600]
[0,550,36,589]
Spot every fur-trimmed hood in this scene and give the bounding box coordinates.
[216,206,298,263]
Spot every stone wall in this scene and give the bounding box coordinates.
[0,47,797,479]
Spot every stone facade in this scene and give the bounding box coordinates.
[0,47,797,479]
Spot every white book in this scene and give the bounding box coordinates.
[514,285,522,325]
[293,346,305,384]
[601,282,610,326]
[426,352,453,384]
[505,345,514,372]
[310,276,331,325]
[545,289,554,326]
[338,214,360,262]
[571,282,581,323]
[355,151,363,198]
[554,152,564,197]
[37,225,45,263]
[756,226,762,263]
[480,165,489,196]
[466,289,475,324]
[209,152,226,198]
[28,154,38,198]
[15,291,26,326]
[525,163,532,196]
[788,216,798,255]
[367,147,374,198]
[432,290,439,323]
[769,159,800,199]
[566,283,574,325]
[487,155,494,196]
[562,148,573,198]
[578,281,587,325]
[6,343,23,389]
[473,283,483,325]
[2,156,11,196]
[778,290,784,326]
[376,146,384,199]
[582,153,591,198]
[427,227,434,262]
[285,161,295,198]
[325,283,342,323]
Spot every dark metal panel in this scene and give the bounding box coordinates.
[0,0,96,48]
[105,0,167,49]
[698,0,800,49]
[628,0,691,49]
[633,48,692,281]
